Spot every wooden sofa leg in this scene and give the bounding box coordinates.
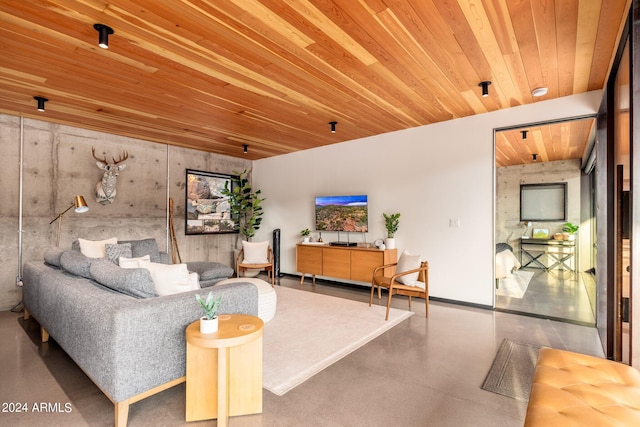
[40,326,49,343]
[23,308,30,320]
[115,401,130,427]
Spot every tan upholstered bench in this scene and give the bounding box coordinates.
[525,348,640,426]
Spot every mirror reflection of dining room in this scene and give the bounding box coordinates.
[494,118,597,325]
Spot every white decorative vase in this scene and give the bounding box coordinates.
[303,237,310,243]
[386,238,396,249]
[200,316,218,334]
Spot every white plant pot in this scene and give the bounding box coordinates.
[200,316,219,334]
[303,237,310,243]
[386,238,396,249]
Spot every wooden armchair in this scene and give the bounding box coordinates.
[236,243,275,286]
[369,261,429,320]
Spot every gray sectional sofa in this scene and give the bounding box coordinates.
[22,238,258,427]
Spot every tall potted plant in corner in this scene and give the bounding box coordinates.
[383,213,400,249]
[196,292,222,334]
[222,168,266,247]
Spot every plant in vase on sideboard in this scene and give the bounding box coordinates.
[300,228,311,243]
[383,213,400,249]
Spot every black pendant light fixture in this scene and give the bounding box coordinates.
[479,81,491,97]
[34,96,48,112]
[94,24,114,49]
[329,121,337,133]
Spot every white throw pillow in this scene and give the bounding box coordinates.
[242,240,269,264]
[119,255,151,269]
[141,262,200,296]
[188,272,200,289]
[78,237,118,258]
[395,249,421,286]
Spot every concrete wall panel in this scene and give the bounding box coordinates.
[0,113,250,311]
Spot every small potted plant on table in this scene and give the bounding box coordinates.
[301,228,311,243]
[196,292,222,334]
[383,213,400,249]
[563,222,579,241]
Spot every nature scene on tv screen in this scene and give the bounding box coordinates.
[315,195,368,232]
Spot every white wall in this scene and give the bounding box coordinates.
[254,91,603,307]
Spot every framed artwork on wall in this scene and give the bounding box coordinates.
[185,169,238,235]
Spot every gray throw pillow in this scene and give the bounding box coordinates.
[121,238,161,262]
[200,264,234,281]
[105,243,132,265]
[43,247,65,267]
[60,250,94,279]
[186,261,234,280]
[89,258,157,299]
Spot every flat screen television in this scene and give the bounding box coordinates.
[315,195,368,232]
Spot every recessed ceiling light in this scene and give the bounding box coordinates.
[532,87,548,97]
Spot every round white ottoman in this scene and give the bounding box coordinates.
[217,277,277,323]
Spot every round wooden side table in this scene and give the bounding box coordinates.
[185,314,264,427]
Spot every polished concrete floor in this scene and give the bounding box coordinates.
[495,268,596,325]
[0,274,604,427]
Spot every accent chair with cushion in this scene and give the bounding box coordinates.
[236,240,275,286]
[369,249,429,320]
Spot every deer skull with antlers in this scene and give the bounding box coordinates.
[92,147,128,205]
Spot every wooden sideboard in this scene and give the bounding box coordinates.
[296,244,397,285]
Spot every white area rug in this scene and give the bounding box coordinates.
[263,286,414,396]
[496,270,535,298]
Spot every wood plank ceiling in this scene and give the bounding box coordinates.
[496,118,596,167]
[0,0,630,160]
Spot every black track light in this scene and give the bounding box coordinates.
[243,144,249,154]
[521,130,528,140]
[94,24,114,49]
[532,153,538,161]
[479,81,491,97]
[34,96,48,112]
[329,121,337,133]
